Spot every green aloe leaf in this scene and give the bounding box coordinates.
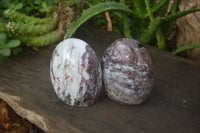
[140,8,200,44]
[169,0,178,14]
[172,44,200,54]
[134,0,147,17]
[163,8,200,23]
[6,40,20,48]
[151,0,168,14]
[113,12,132,38]
[161,0,178,39]
[122,14,132,38]
[139,17,161,44]
[65,2,133,39]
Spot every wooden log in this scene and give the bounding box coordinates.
[0,26,200,133]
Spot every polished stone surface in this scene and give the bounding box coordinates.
[102,38,153,105]
[50,39,102,106]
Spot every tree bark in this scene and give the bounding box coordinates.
[176,0,200,61]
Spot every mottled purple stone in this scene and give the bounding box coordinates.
[50,38,102,107]
[102,38,153,105]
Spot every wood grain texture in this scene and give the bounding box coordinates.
[176,0,200,61]
[0,26,200,133]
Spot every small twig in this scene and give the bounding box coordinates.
[105,11,112,31]
[166,0,175,16]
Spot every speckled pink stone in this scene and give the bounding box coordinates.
[102,38,153,105]
[50,38,102,107]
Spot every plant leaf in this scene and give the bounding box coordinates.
[160,0,178,40]
[113,12,132,38]
[65,2,133,39]
[0,33,7,45]
[150,0,168,14]
[172,44,200,54]
[6,40,21,48]
[122,14,132,38]
[163,8,200,23]
[140,17,161,44]
[13,47,22,55]
[14,3,23,10]
[134,0,147,17]
[140,8,200,44]
[169,0,178,14]
[42,1,47,9]
[0,48,11,56]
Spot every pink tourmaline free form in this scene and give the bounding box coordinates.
[50,38,102,106]
[102,38,153,105]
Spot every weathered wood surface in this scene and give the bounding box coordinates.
[0,26,200,133]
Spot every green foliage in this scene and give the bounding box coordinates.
[0,0,23,11]
[172,44,200,55]
[0,32,7,45]
[160,0,178,39]
[0,33,21,62]
[139,17,161,44]
[12,47,22,55]
[65,0,200,56]
[14,3,23,10]
[162,8,200,23]
[40,1,52,15]
[0,0,63,63]
[85,0,169,41]
[144,0,166,49]
[0,16,58,36]
[151,0,168,15]
[122,16,131,38]
[1,0,200,62]
[4,9,52,24]
[113,12,131,38]
[133,0,147,17]
[65,1,133,39]
[5,40,21,48]
[0,0,57,18]
[13,29,64,47]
